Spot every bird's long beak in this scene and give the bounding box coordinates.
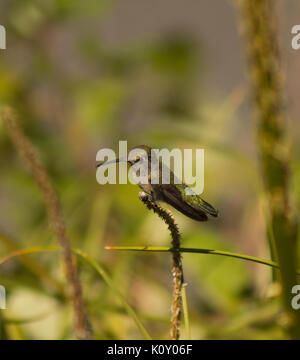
[96,157,128,168]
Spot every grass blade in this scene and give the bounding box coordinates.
[182,285,190,340]
[72,249,152,340]
[105,245,300,276]
[0,246,57,265]
[0,247,152,340]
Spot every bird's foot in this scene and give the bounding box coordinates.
[139,191,153,202]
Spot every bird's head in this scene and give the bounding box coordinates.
[96,145,153,168]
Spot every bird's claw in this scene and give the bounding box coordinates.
[139,191,155,203]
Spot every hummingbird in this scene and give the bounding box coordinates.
[97,145,218,222]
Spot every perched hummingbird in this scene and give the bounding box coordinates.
[97,145,218,222]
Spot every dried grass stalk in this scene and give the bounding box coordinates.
[139,192,183,340]
[1,107,92,340]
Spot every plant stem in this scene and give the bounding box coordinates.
[0,246,152,340]
[182,285,190,340]
[237,0,300,339]
[104,245,285,270]
[1,107,92,340]
[139,192,183,340]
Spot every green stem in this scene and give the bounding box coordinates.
[105,246,300,276]
[237,0,300,338]
[182,285,190,340]
[72,249,152,340]
[0,246,151,340]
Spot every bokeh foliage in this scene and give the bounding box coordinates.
[0,0,299,339]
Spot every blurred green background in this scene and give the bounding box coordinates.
[0,0,300,340]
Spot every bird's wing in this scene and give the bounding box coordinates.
[159,184,206,221]
[161,183,218,221]
[181,184,218,217]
